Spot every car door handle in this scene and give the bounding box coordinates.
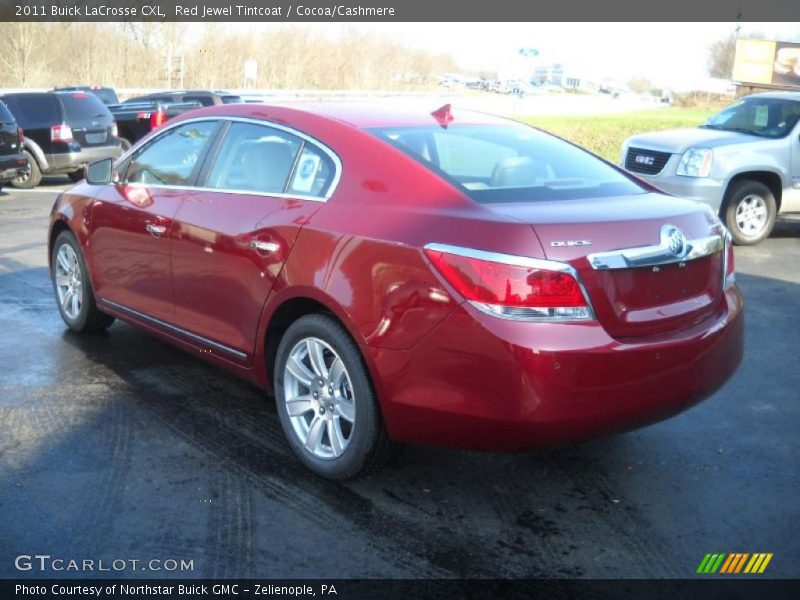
[146,223,167,237]
[250,240,280,253]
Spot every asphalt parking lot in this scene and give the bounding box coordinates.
[0,181,798,579]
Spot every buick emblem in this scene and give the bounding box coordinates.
[664,226,687,258]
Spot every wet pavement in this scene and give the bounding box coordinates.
[0,187,798,579]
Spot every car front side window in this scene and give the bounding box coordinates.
[126,121,218,186]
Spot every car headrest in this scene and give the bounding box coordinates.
[242,142,295,193]
[491,156,549,188]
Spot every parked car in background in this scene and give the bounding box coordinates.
[123,90,243,107]
[48,103,742,479]
[0,100,28,194]
[108,100,201,150]
[53,86,120,105]
[0,91,122,188]
[621,92,800,244]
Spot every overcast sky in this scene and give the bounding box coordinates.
[225,22,800,89]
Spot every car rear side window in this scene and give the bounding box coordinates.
[59,93,110,122]
[1,94,60,128]
[370,123,646,203]
[184,95,215,107]
[126,121,218,186]
[204,121,335,198]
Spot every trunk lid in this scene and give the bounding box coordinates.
[0,122,19,156]
[58,92,116,148]
[0,101,19,156]
[483,193,726,339]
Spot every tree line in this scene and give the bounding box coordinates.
[0,22,458,92]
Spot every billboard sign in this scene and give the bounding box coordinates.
[733,39,800,88]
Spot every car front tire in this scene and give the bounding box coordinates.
[12,151,42,189]
[723,179,777,246]
[274,313,400,479]
[51,230,115,332]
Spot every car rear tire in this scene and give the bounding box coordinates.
[67,170,84,183]
[51,230,115,333]
[723,179,777,246]
[12,151,42,189]
[274,313,401,479]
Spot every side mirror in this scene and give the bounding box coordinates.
[86,158,113,185]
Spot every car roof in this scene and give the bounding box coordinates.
[192,100,512,129]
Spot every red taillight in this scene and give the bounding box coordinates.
[51,124,73,143]
[723,230,735,289]
[111,121,119,138]
[150,109,166,130]
[17,127,23,146]
[424,245,591,320]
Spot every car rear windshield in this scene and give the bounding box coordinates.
[0,100,15,123]
[59,93,111,122]
[0,94,60,128]
[369,123,645,203]
[89,88,119,105]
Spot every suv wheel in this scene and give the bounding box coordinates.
[274,314,401,479]
[12,151,42,189]
[51,230,115,332]
[723,179,777,245]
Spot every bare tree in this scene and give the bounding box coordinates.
[706,33,738,79]
[0,22,49,87]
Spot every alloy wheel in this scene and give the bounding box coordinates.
[735,194,768,236]
[282,337,356,459]
[54,244,83,320]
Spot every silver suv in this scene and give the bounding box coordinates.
[621,92,800,244]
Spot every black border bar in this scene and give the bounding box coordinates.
[4,579,800,600]
[1,0,800,22]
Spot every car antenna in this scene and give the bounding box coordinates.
[431,104,454,128]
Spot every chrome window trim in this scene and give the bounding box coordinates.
[111,115,343,202]
[423,242,596,321]
[587,225,723,271]
[99,298,248,360]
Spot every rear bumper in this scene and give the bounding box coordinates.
[372,286,744,451]
[44,146,122,173]
[0,153,28,181]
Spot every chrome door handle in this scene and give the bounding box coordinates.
[250,240,280,253]
[146,223,167,237]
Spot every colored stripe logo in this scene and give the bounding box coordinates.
[696,553,773,574]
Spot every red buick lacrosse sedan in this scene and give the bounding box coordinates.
[48,103,743,478]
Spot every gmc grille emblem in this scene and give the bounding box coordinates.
[635,155,655,166]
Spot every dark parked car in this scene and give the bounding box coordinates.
[49,103,743,479]
[123,90,243,107]
[0,91,123,188]
[53,86,120,105]
[108,100,201,150]
[0,100,28,194]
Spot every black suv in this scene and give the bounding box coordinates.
[123,90,243,107]
[0,91,122,188]
[0,100,28,193]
